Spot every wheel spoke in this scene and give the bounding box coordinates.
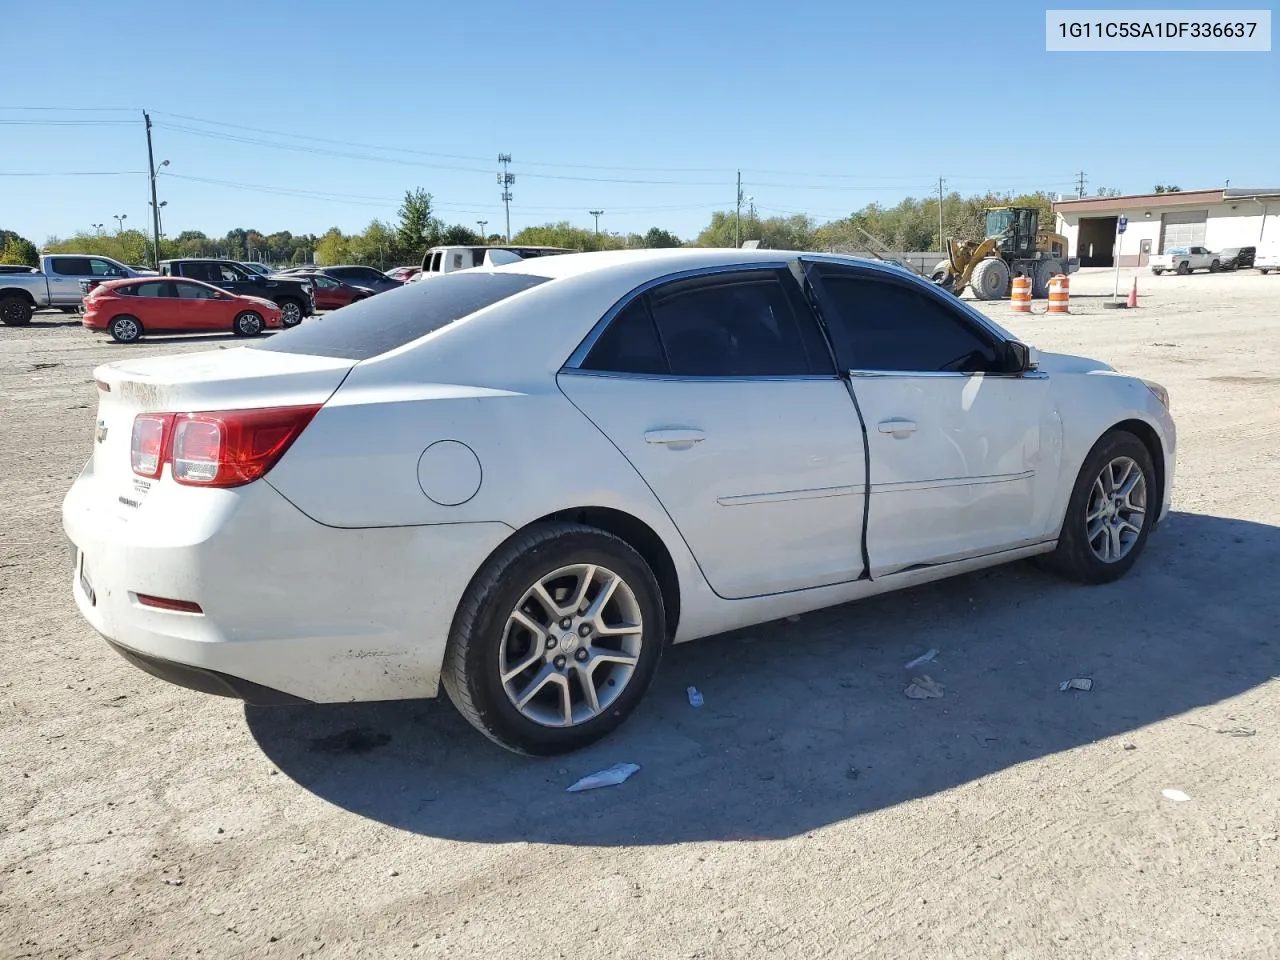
[575,665,601,714]
[1113,459,1135,494]
[584,571,620,624]
[1087,518,1107,544]
[1107,524,1123,561]
[566,565,596,614]
[531,581,564,619]
[1118,520,1143,538]
[589,649,640,669]
[555,674,573,726]
[501,640,544,684]
[1086,498,1108,522]
[514,663,559,709]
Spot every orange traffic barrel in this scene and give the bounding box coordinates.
[1047,274,1070,314]
[1010,275,1032,312]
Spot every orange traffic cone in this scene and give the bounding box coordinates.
[1127,278,1138,308]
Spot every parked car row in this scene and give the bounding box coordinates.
[1149,244,1271,275]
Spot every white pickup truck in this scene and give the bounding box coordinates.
[1149,246,1221,275]
[0,254,143,326]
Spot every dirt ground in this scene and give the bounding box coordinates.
[2,266,1278,960]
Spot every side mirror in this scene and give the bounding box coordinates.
[1007,340,1039,373]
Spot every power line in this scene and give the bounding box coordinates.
[0,119,136,126]
[0,170,145,176]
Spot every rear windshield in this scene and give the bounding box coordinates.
[253,271,551,361]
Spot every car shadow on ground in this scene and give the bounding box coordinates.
[91,331,281,346]
[245,511,1279,846]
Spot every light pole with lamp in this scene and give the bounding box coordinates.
[92,223,104,236]
[477,220,488,242]
[113,214,127,235]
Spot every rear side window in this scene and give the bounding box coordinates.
[581,300,668,375]
[253,271,551,361]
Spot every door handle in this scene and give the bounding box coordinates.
[877,419,917,438]
[644,428,705,449]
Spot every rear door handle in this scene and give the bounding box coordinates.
[644,428,705,449]
[877,419,917,438]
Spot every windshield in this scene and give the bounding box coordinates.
[985,210,1015,238]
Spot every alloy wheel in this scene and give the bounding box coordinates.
[1086,456,1147,563]
[499,564,643,727]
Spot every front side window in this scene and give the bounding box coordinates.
[89,259,122,276]
[218,265,244,282]
[815,269,1005,374]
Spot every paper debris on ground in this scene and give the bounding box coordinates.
[904,676,945,700]
[1162,788,1190,803]
[566,763,641,793]
[904,648,940,670]
[687,686,704,708]
[1059,678,1093,692]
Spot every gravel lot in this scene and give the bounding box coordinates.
[2,266,1278,959]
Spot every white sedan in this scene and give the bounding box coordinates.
[63,248,1176,755]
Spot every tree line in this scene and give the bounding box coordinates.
[4,184,1141,271]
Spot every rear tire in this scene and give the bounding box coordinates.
[1040,430,1158,585]
[1261,269,1272,275]
[232,310,264,337]
[108,315,142,343]
[1,295,33,326]
[1152,269,1164,275]
[441,522,666,756]
[969,257,1011,300]
[1176,261,1190,275]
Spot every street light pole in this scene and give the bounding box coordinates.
[113,214,127,235]
[477,220,488,242]
[92,223,104,236]
[589,210,603,236]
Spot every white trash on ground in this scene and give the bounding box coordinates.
[904,648,940,670]
[1162,788,1190,803]
[904,676,945,700]
[1059,678,1094,692]
[566,763,641,793]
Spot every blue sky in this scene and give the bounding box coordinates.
[2,0,1276,246]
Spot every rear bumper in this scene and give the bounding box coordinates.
[62,461,514,703]
[105,637,309,705]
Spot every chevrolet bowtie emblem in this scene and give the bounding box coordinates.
[95,421,108,443]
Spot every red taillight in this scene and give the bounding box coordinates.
[130,405,320,487]
[131,414,172,478]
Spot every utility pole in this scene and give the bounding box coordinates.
[477,219,487,242]
[589,210,603,236]
[1075,170,1087,198]
[734,170,743,248]
[937,177,946,253]
[144,111,168,269]
[497,154,514,242]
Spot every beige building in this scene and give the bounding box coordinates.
[1052,188,1279,267]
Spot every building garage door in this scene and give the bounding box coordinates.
[1161,210,1207,252]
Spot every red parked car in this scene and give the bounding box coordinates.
[292,272,376,311]
[82,277,283,343]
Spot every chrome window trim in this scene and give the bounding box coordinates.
[847,369,1049,381]
[561,261,793,372]
[558,368,840,384]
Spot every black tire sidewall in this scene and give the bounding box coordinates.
[453,530,666,755]
[1054,430,1158,584]
[234,311,263,336]
[109,315,141,343]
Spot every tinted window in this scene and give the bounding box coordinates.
[89,259,121,276]
[817,271,1004,373]
[312,276,339,289]
[581,300,668,375]
[646,272,828,377]
[133,281,171,298]
[50,258,92,276]
[217,264,243,282]
[254,271,551,361]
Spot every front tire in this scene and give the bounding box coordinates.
[1042,430,1157,585]
[276,298,303,327]
[1033,259,1062,299]
[233,310,264,336]
[969,257,1011,300]
[1209,260,1221,273]
[108,314,142,343]
[441,522,666,755]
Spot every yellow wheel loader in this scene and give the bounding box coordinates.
[931,207,1077,300]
